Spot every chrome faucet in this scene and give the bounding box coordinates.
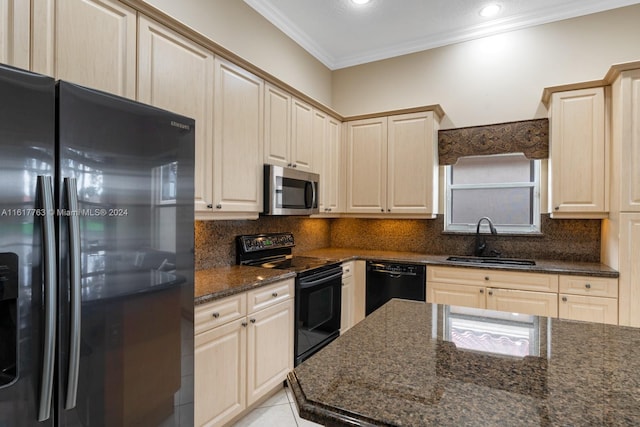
[474,217,497,257]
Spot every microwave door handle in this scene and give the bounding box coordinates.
[304,181,314,209]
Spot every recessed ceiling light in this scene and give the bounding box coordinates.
[351,0,371,5]
[479,3,501,17]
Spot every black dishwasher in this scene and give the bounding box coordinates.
[365,261,426,315]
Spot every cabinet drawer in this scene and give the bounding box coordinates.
[247,279,294,314]
[195,292,247,335]
[559,294,618,325]
[427,282,485,309]
[487,288,558,317]
[428,266,558,292]
[559,275,617,298]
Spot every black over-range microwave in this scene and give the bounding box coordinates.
[263,164,319,215]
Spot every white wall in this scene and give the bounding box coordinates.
[141,0,333,106]
[332,4,640,128]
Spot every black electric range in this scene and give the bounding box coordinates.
[236,232,343,365]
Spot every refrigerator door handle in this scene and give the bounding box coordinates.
[64,177,81,410]
[37,176,57,422]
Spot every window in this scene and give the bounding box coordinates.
[445,153,540,233]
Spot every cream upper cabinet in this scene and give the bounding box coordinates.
[387,112,439,215]
[32,0,136,99]
[346,112,439,216]
[0,0,30,69]
[346,117,388,213]
[318,115,342,214]
[548,87,608,218]
[213,56,264,217]
[264,84,314,173]
[137,15,215,214]
[610,69,640,212]
[264,83,291,169]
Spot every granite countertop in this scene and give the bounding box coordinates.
[300,248,619,278]
[288,299,640,426]
[194,266,296,305]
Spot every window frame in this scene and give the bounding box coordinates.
[444,153,541,234]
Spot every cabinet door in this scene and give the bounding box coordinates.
[0,0,30,69]
[618,213,640,326]
[264,83,291,168]
[346,117,387,213]
[246,299,294,406]
[195,318,247,427]
[137,15,215,214]
[32,0,136,98]
[549,87,607,218]
[213,57,264,214]
[427,282,486,309]
[559,294,617,324]
[486,288,558,317]
[341,274,354,333]
[617,70,640,211]
[387,112,438,215]
[325,117,343,213]
[291,98,314,172]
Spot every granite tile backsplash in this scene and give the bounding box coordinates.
[194,214,601,270]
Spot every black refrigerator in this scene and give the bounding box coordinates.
[0,64,195,426]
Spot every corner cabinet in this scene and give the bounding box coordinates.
[210,57,264,218]
[137,15,215,214]
[346,111,439,217]
[548,87,608,218]
[195,279,294,427]
[0,0,30,69]
[32,0,137,99]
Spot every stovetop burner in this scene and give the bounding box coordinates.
[236,233,338,274]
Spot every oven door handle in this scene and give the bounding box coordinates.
[299,270,343,289]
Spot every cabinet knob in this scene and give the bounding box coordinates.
[380,209,384,212]
[272,292,278,297]
[479,289,484,294]
[585,283,591,289]
[216,204,222,209]
[555,206,560,211]
[562,296,568,302]
[241,321,248,327]
[250,318,256,324]
[207,204,213,209]
[292,164,297,168]
[488,290,493,296]
[387,209,391,212]
[212,312,220,318]
[287,163,292,167]
[484,276,489,281]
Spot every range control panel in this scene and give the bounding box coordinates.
[237,232,295,253]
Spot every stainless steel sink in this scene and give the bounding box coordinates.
[445,256,536,266]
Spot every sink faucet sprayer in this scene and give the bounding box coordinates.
[474,217,497,257]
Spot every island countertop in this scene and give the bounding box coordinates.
[288,299,639,426]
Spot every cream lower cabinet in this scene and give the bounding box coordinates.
[548,87,608,218]
[1,0,30,69]
[32,0,136,99]
[341,262,355,333]
[427,266,559,317]
[195,279,294,427]
[558,275,618,325]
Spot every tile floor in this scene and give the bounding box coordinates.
[232,384,321,427]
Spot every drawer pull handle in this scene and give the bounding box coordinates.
[250,318,256,324]
[272,292,278,297]
[241,321,248,327]
[585,283,591,289]
[562,296,568,302]
[212,312,220,318]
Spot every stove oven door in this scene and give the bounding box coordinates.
[295,265,343,365]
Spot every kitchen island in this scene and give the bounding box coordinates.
[288,299,640,426]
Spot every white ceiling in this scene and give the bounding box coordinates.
[244,0,640,70]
